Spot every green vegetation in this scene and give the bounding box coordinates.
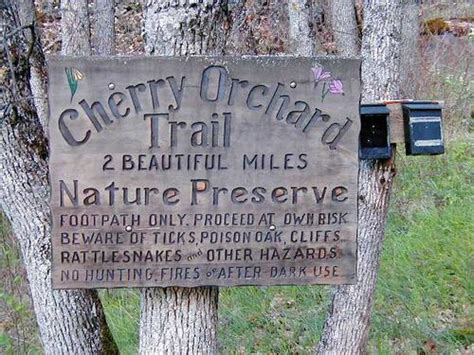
[1,136,472,355]
[1,138,472,354]
[216,139,474,353]
[371,140,473,353]
[1,142,472,354]
[100,290,140,354]
[45,138,471,354]
[0,216,41,354]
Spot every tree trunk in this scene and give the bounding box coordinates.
[93,0,115,55]
[139,1,228,353]
[288,0,315,56]
[316,1,401,353]
[17,0,49,134]
[0,1,117,353]
[400,0,420,98]
[60,0,91,56]
[329,0,359,56]
[143,0,227,56]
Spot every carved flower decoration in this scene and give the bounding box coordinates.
[311,66,345,102]
[311,66,332,87]
[329,79,344,95]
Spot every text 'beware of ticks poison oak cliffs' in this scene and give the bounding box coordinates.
[48,56,361,289]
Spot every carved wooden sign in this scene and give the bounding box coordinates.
[48,56,361,289]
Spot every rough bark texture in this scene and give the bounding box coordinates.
[17,0,49,134]
[0,1,117,353]
[93,0,116,55]
[359,1,402,103]
[316,1,401,353]
[288,0,314,56]
[60,0,91,56]
[329,0,359,56]
[139,1,228,353]
[144,0,228,56]
[400,0,420,98]
[140,287,219,353]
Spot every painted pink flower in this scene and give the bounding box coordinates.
[329,79,344,95]
[311,66,332,83]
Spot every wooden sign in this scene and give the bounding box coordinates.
[48,56,361,289]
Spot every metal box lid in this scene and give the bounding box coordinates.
[403,101,442,111]
[360,103,390,116]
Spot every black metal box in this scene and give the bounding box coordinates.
[360,104,392,159]
[402,102,444,155]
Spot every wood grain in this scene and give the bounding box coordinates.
[48,56,361,289]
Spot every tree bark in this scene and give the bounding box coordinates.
[139,1,228,353]
[288,0,315,56]
[93,0,115,55]
[400,0,420,98]
[60,0,91,56]
[329,0,359,56]
[143,0,228,56]
[316,1,401,353]
[17,0,49,134]
[0,1,117,353]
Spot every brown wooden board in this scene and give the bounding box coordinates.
[48,56,361,289]
[387,103,405,143]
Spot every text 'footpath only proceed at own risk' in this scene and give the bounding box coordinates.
[48,56,361,289]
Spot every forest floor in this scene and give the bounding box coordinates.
[1,1,473,354]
